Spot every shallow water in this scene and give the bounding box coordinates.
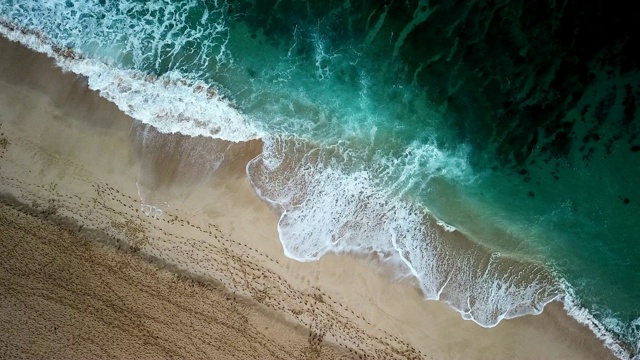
[1,0,639,357]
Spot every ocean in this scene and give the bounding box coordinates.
[1,0,638,358]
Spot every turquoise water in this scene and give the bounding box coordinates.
[1,0,639,357]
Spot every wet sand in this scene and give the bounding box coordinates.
[0,35,618,359]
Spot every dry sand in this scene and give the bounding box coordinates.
[0,35,618,359]
[0,197,353,360]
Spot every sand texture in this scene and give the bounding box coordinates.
[0,35,617,360]
[0,197,355,360]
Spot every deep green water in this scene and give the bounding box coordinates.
[1,0,639,356]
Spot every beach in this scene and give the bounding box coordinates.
[0,34,619,360]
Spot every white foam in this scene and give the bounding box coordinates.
[1,17,259,143]
[436,219,457,232]
[247,135,562,329]
[562,281,638,360]
[1,0,234,70]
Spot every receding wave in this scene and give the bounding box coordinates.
[246,135,563,327]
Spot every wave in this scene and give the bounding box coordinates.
[1,20,637,360]
[0,17,257,142]
[563,282,640,360]
[247,135,562,326]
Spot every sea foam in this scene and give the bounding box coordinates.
[0,8,257,143]
[247,135,563,327]
[562,282,640,360]
[247,136,638,359]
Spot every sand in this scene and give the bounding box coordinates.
[0,196,355,360]
[0,35,618,359]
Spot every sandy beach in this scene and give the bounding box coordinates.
[0,35,618,359]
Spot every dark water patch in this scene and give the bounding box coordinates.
[382,0,640,174]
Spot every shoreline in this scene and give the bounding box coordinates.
[0,34,621,359]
